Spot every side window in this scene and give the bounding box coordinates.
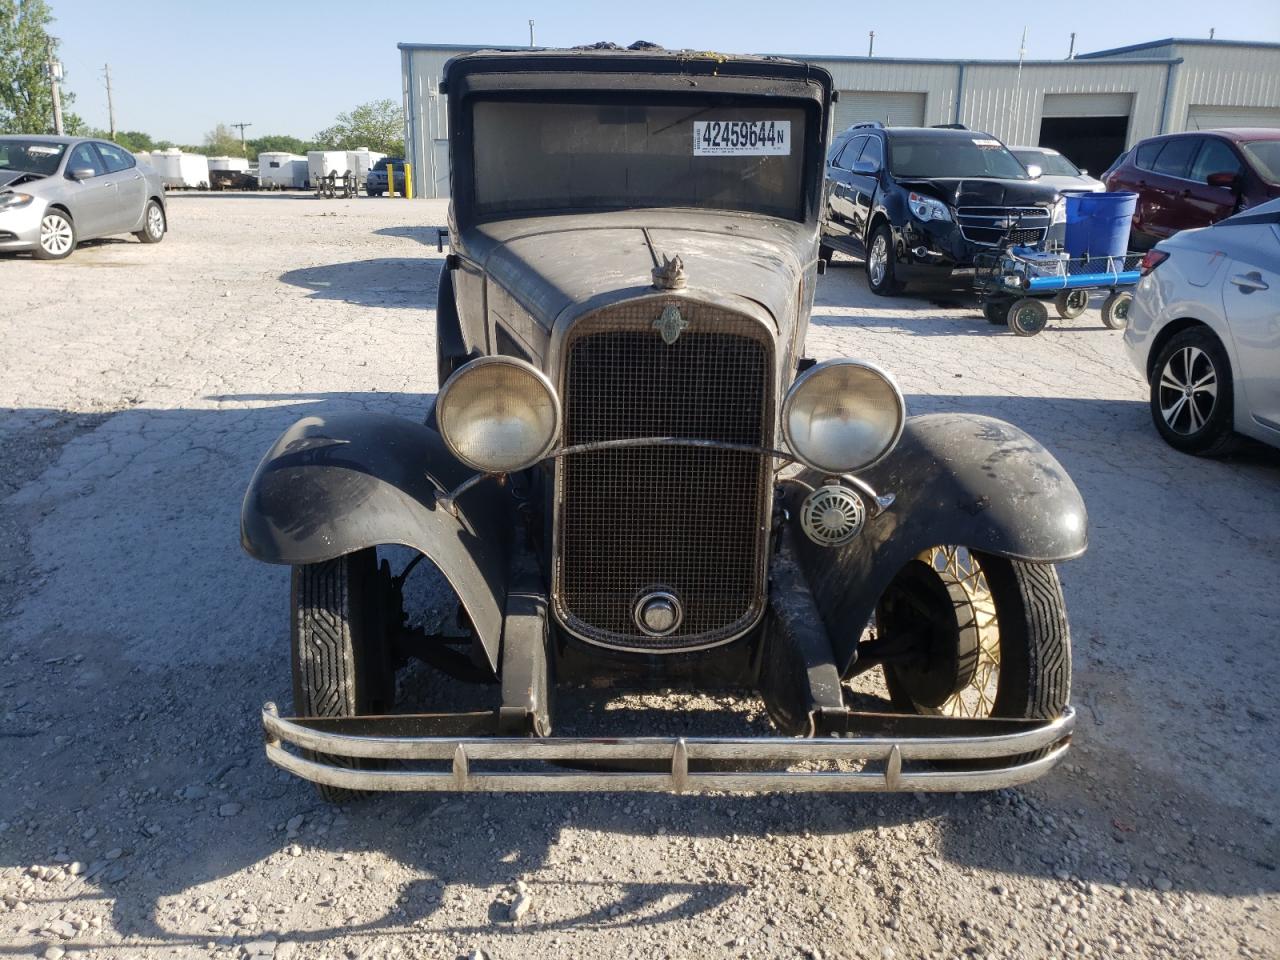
[858,136,884,171]
[1134,141,1162,170]
[1189,139,1242,183]
[1151,137,1200,179]
[95,142,135,174]
[66,143,105,178]
[836,136,867,170]
[827,137,849,166]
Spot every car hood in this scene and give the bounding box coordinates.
[1036,174,1105,193]
[462,210,815,337]
[0,170,48,190]
[895,177,1061,207]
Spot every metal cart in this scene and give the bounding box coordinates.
[974,247,1143,336]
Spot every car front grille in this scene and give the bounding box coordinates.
[553,298,774,652]
[957,206,1050,247]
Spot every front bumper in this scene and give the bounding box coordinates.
[262,702,1074,793]
[0,202,45,251]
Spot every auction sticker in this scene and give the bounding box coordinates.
[694,120,791,156]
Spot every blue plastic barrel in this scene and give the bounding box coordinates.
[1064,192,1138,258]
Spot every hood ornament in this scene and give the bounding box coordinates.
[651,254,686,290]
[654,304,688,345]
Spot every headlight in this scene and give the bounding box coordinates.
[782,359,905,474]
[907,191,951,222]
[436,356,560,473]
[0,192,34,211]
[1050,198,1067,224]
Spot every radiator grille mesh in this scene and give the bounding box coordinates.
[554,299,774,651]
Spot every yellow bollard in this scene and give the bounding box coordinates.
[386,163,396,197]
[405,162,413,200]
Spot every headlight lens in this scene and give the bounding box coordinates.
[782,359,905,473]
[0,192,34,211]
[907,191,951,222]
[436,356,561,473]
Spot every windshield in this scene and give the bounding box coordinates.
[470,99,809,220]
[0,139,67,175]
[1014,150,1080,177]
[890,134,1028,180]
[1241,140,1280,185]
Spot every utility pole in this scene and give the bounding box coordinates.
[103,64,117,139]
[1209,27,1215,39]
[528,19,535,47]
[46,39,64,135]
[231,122,252,156]
[867,31,875,58]
[1067,32,1076,59]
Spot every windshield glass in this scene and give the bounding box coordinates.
[1241,140,1280,185]
[1014,150,1080,177]
[890,134,1028,180]
[471,99,809,220]
[0,139,67,175]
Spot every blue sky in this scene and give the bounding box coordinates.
[51,0,1279,144]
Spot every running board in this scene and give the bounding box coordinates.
[262,703,1074,794]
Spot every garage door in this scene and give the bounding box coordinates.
[835,91,926,130]
[1041,93,1133,118]
[1187,105,1280,130]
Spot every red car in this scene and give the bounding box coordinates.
[1105,128,1280,248]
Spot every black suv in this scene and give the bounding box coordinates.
[821,124,1064,295]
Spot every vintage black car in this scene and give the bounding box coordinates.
[243,49,1085,799]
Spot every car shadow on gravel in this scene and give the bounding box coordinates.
[374,225,449,246]
[1,392,1277,956]
[279,258,441,309]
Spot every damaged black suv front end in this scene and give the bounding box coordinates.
[243,49,1084,798]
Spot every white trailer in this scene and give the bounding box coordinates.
[257,152,308,189]
[150,149,210,189]
[345,148,386,182]
[307,150,350,184]
[208,156,250,172]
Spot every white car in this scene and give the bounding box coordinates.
[1124,197,1280,455]
[1011,146,1105,194]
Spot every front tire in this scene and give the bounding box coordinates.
[1150,327,1236,456]
[866,223,903,296]
[34,210,76,260]
[291,548,396,802]
[135,200,166,244]
[982,300,1011,325]
[876,547,1070,760]
[1008,297,1049,336]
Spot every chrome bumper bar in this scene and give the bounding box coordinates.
[262,703,1074,794]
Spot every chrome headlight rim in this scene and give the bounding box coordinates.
[436,355,562,474]
[781,358,906,474]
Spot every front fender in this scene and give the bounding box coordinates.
[240,412,510,671]
[788,413,1087,675]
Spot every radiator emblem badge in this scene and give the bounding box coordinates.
[654,305,688,345]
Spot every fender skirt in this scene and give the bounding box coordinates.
[787,413,1087,676]
[240,412,510,672]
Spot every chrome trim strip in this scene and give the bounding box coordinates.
[262,704,1074,794]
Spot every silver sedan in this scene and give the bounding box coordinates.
[0,135,167,260]
[1125,197,1280,454]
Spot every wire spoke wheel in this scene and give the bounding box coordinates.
[875,545,1071,763]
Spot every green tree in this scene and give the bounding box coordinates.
[88,128,171,153]
[246,133,315,157]
[198,122,245,156]
[0,0,84,135]
[314,99,404,156]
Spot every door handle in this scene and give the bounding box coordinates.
[1229,272,1269,293]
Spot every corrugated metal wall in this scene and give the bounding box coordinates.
[400,42,1280,199]
[1164,45,1280,132]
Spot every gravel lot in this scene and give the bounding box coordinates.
[1,195,1277,960]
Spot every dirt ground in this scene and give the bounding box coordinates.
[1,194,1277,960]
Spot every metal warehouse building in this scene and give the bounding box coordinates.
[399,37,1280,198]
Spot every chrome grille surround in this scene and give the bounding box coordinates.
[552,297,775,653]
[957,206,1051,247]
